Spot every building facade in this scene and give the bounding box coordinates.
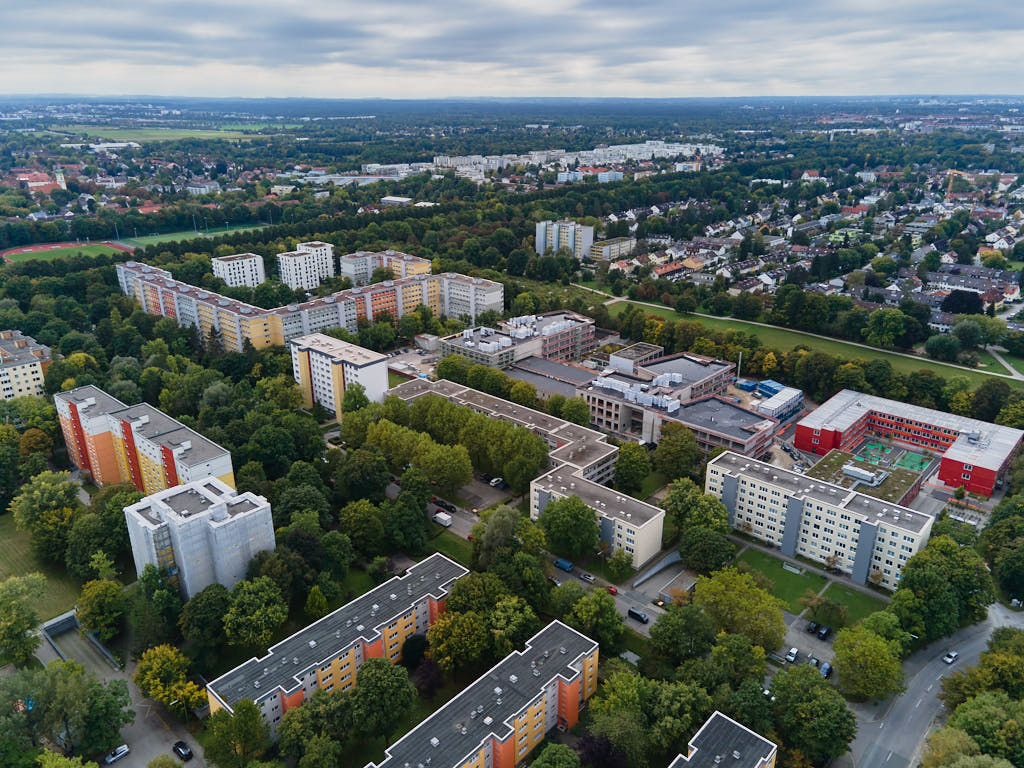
[0,330,50,400]
[277,241,336,291]
[124,478,274,599]
[370,621,599,768]
[56,386,235,492]
[206,554,467,736]
[338,250,431,286]
[290,333,389,415]
[116,261,503,353]
[705,451,934,590]
[794,389,1024,497]
[211,253,266,287]
[589,237,636,261]
[535,220,594,259]
[439,312,596,369]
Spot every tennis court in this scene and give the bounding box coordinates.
[896,451,932,472]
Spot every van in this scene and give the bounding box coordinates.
[627,608,649,624]
[554,558,575,573]
[432,512,453,528]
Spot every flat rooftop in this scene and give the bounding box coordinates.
[56,385,127,417]
[109,402,229,465]
[506,367,578,400]
[668,712,777,768]
[675,397,776,440]
[212,252,262,263]
[129,479,260,526]
[709,451,932,534]
[511,357,598,386]
[642,352,734,384]
[373,622,596,768]
[290,333,388,367]
[610,341,664,362]
[0,330,50,366]
[208,554,467,710]
[533,463,663,527]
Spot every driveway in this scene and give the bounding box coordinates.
[781,612,836,666]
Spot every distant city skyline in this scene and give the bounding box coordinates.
[5,0,1024,98]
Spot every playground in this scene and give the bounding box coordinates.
[806,444,927,505]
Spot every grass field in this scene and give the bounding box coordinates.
[735,547,827,613]
[636,471,669,500]
[607,300,1023,389]
[52,125,255,141]
[3,243,126,262]
[124,223,267,247]
[974,349,1013,375]
[430,528,473,566]
[821,583,887,625]
[0,514,83,621]
[389,370,412,388]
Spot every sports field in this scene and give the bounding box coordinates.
[2,241,131,263]
[52,125,255,141]
[124,223,267,247]
[605,300,1023,389]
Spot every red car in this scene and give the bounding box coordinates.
[606,586,618,595]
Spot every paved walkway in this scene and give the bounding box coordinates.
[987,346,1024,380]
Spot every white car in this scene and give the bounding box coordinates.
[785,647,799,663]
[489,477,504,487]
[104,745,130,765]
[942,651,959,665]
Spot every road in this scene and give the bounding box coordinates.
[839,603,1024,768]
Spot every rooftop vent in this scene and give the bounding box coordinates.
[483,716,493,726]
[293,657,299,665]
[559,646,567,654]
[509,674,518,684]
[733,751,742,760]
[430,737,439,748]
[494,687,503,696]
[356,624,364,631]
[254,681,260,688]
[308,640,316,649]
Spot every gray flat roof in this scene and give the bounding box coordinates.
[675,397,776,440]
[374,622,596,768]
[207,554,467,710]
[642,352,734,383]
[668,712,776,768]
[709,451,932,534]
[506,367,578,400]
[533,463,663,527]
[109,403,229,465]
[0,330,50,367]
[56,385,127,418]
[610,342,664,361]
[511,356,598,386]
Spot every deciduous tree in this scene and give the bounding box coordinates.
[692,567,785,650]
[0,572,45,667]
[76,579,125,643]
[223,577,287,648]
[832,625,905,700]
[351,658,416,746]
[539,495,599,560]
[203,699,269,768]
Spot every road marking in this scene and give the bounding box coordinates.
[926,684,933,691]
[915,698,922,708]
[886,751,893,762]
[879,722,885,729]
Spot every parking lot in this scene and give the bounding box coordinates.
[781,611,837,669]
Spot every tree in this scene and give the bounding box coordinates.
[832,625,905,700]
[549,581,586,618]
[726,679,775,736]
[273,484,330,529]
[76,579,125,643]
[651,422,703,480]
[921,728,980,768]
[531,743,581,768]
[662,480,729,533]
[952,319,984,350]
[179,582,231,657]
[10,470,82,561]
[692,567,786,650]
[649,604,716,665]
[567,589,624,652]
[146,758,184,768]
[973,380,1012,423]
[337,499,386,557]
[771,665,857,765]
[942,290,984,316]
[947,691,1024,764]
[18,428,52,458]
[203,699,269,768]
[711,632,767,689]
[297,735,343,768]
[342,382,370,413]
[427,610,491,674]
[863,308,906,349]
[37,660,135,757]
[304,585,329,620]
[560,397,591,426]
[679,527,735,573]
[0,572,45,666]
[223,577,287,648]
[859,610,913,658]
[37,756,99,768]
[614,442,651,496]
[134,644,205,718]
[445,572,510,615]
[925,334,962,362]
[605,548,635,582]
[797,590,849,629]
[413,442,473,497]
[127,564,181,656]
[490,596,540,657]
[538,495,599,560]
[351,658,416,746]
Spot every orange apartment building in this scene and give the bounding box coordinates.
[206,554,468,738]
[55,385,235,493]
[369,621,599,768]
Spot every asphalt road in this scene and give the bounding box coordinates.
[840,603,1024,768]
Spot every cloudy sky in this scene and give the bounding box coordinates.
[5,0,1023,98]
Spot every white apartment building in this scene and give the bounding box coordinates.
[705,452,934,590]
[0,330,50,400]
[441,273,505,320]
[290,333,389,416]
[212,253,266,287]
[277,241,336,291]
[124,477,274,599]
[535,220,595,259]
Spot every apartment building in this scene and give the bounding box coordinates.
[439,312,596,369]
[795,389,1024,497]
[116,261,503,353]
[705,451,934,590]
[589,236,636,261]
[535,220,594,259]
[56,386,235,493]
[370,621,598,768]
[0,330,50,400]
[389,378,664,567]
[277,241,336,291]
[124,478,274,599]
[207,554,467,737]
[338,249,431,286]
[290,333,389,415]
[668,711,777,768]
[211,252,266,287]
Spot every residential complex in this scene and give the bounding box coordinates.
[206,553,467,736]
[389,378,664,567]
[211,252,266,287]
[290,333,389,415]
[116,260,503,353]
[795,389,1024,497]
[668,712,777,768]
[534,220,594,259]
[439,312,596,368]
[55,385,235,492]
[277,241,336,290]
[0,330,50,400]
[338,249,431,286]
[124,478,274,599]
[706,451,934,590]
[589,236,636,261]
[369,621,598,768]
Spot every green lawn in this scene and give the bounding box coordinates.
[735,548,827,613]
[2,243,126,262]
[124,224,267,247]
[51,125,255,141]
[821,583,887,625]
[1000,353,1024,377]
[577,554,635,585]
[636,471,668,500]
[0,514,84,621]
[607,301,1023,389]
[430,528,473,566]
[388,370,411,388]
[974,349,1013,375]
[622,628,652,660]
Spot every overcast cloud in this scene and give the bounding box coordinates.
[4,0,1024,97]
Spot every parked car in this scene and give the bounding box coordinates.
[481,473,493,482]
[785,647,799,663]
[489,477,504,487]
[943,651,960,664]
[817,625,833,641]
[579,571,596,583]
[548,576,562,587]
[606,586,618,595]
[820,662,833,679]
[807,655,820,668]
[104,746,130,765]
[554,558,575,573]
[627,608,649,624]
[172,742,193,761]
[806,621,820,634]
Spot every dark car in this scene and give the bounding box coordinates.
[806,621,820,634]
[820,662,833,679]
[172,742,193,761]
[806,655,820,668]
[627,607,649,624]
[481,473,493,482]
[817,625,833,641]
